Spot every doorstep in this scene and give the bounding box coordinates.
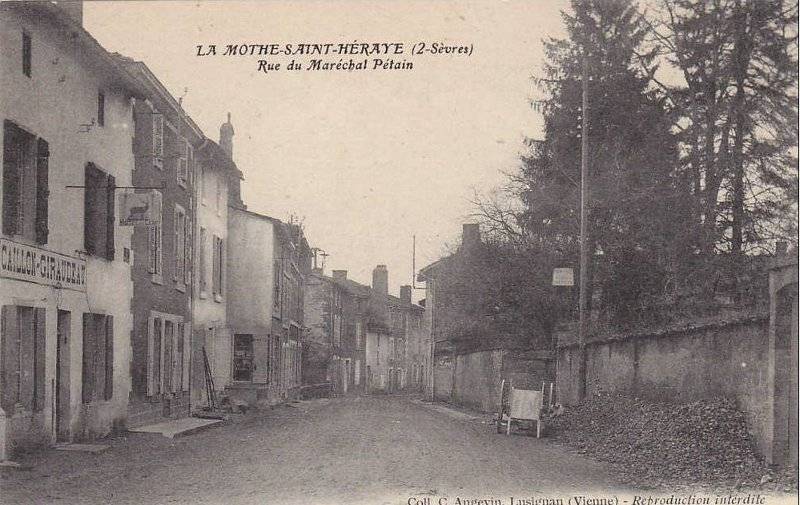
[53,443,110,454]
[127,416,224,439]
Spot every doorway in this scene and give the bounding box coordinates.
[233,334,254,382]
[55,310,71,442]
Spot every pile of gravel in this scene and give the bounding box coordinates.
[547,391,796,491]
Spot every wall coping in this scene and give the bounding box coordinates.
[557,312,768,350]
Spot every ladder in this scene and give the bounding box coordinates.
[202,346,217,410]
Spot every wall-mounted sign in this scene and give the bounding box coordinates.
[552,267,574,286]
[0,239,87,291]
[119,190,162,226]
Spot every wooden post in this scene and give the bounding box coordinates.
[577,52,590,401]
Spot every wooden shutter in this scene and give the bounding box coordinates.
[84,164,98,255]
[1,306,20,411]
[163,321,173,393]
[173,210,179,281]
[105,174,115,260]
[104,315,113,400]
[2,123,21,236]
[18,308,34,410]
[146,316,154,396]
[33,307,45,411]
[182,323,191,391]
[148,226,156,273]
[212,236,219,295]
[82,313,95,403]
[35,139,49,244]
[219,238,225,295]
[184,216,192,285]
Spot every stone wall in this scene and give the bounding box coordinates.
[557,315,772,457]
[433,349,555,413]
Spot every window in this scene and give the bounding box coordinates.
[152,113,164,169]
[84,163,115,260]
[3,122,49,244]
[199,227,207,294]
[22,32,31,77]
[212,235,224,300]
[82,313,113,403]
[97,91,105,127]
[173,205,186,284]
[1,306,45,412]
[146,315,189,397]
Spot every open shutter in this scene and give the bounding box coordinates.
[104,315,113,400]
[82,313,95,403]
[35,139,49,244]
[105,174,115,260]
[146,316,154,396]
[1,306,19,411]
[2,123,21,236]
[182,323,191,391]
[33,308,46,411]
[184,216,192,285]
[212,236,219,295]
[84,164,98,255]
[18,308,34,410]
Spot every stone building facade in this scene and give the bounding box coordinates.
[303,269,369,394]
[0,2,145,455]
[226,208,310,405]
[117,57,204,427]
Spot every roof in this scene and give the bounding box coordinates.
[197,138,241,177]
[5,2,147,98]
[417,253,454,280]
[112,55,205,140]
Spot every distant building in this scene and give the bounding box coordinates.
[191,117,242,408]
[226,208,310,404]
[0,1,146,453]
[364,265,424,393]
[116,56,204,427]
[303,269,370,394]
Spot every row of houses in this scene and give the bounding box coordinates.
[0,1,430,457]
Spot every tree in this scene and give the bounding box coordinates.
[647,0,798,261]
[519,0,682,321]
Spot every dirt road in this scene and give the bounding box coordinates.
[2,396,625,505]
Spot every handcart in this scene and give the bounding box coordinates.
[495,380,551,438]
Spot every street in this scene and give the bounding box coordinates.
[1,396,623,505]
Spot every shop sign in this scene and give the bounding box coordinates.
[0,238,87,291]
[119,190,162,226]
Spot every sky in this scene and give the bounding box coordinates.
[85,0,571,299]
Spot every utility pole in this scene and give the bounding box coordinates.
[577,52,590,401]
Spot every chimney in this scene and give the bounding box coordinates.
[372,265,388,297]
[55,1,83,26]
[220,112,235,158]
[462,223,481,251]
[400,285,412,304]
[332,270,348,282]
